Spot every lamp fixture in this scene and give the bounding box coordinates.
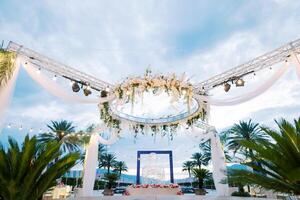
[235,78,245,87]
[224,82,231,92]
[72,82,80,92]
[83,86,92,96]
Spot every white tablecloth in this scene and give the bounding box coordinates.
[126,186,181,196]
[52,186,72,199]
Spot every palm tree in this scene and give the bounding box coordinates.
[199,140,232,163]
[113,161,128,177]
[192,168,211,194]
[191,152,208,169]
[38,120,80,153]
[99,153,117,174]
[0,135,79,200]
[224,120,268,160]
[227,118,300,195]
[182,161,194,178]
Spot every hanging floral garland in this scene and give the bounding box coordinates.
[0,50,16,86]
[98,70,208,138]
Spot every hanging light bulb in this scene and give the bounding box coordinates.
[72,82,80,92]
[37,68,41,74]
[105,86,110,92]
[29,128,33,132]
[224,82,231,92]
[235,78,245,87]
[39,129,43,133]
[52,75,57,81]
[126,90,131,95]
[19,126,23,131]
[83,86,92,96]
[7,124,11,129]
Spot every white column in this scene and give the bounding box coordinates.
[81,125,119,197]
[210,128,229,196]
[81,133,99,196]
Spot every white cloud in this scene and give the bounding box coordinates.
[1,0,300,178]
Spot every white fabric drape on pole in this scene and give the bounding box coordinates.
[0,58,20,132]
[195,62,290,106]
[22,61,113,104]
[81,124,119,197]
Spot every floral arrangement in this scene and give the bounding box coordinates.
[113,69,194,111]
[98,70,207,138]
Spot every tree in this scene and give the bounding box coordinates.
[38,120,80,153]
[0,135,79,200]
[113,161,128,177]
[192,168,211,190]
[224,120,268,160]
[182,161,194,178]
[191,152,208,169]
[199,140,232,163]
[103,173,119,189]
[99,153,117,174]
[227,118,300,195]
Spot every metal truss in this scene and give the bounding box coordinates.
[194,38,300,93]
[6,41,114,91]
[6,38,300,93]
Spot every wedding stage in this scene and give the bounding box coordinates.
[125,184,181,196]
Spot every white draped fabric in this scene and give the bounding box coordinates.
[81,124,119,197]
[0,58,20,133]
[195,61,291,106]
[22,61,114,104]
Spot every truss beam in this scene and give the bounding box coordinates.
[194,38,300,93]
[6,41,114,91]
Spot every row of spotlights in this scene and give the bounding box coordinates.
[223,78,245,92]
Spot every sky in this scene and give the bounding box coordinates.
[1,0,300,180]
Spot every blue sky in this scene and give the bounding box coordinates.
[1,0,300,178]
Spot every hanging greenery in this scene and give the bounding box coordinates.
[0,50,16,86]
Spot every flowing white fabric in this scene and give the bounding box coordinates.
[81,124,119,197]
[22,61,114,104]
[192,126,229,196]
[195,62,290,106]
[291,53,300,79]
[0,58,20,132]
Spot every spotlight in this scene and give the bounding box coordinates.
[101,90,108,98]
[72,82,80,92]
[224,82,231,92]
[235,78,245,87]
[83,87,92,96]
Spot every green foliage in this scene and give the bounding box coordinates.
[103,173,118,189]
[227,118,300,195]
[0,135,79,200]
[192,168,211,189]
[38,120,80,153]
[113,161,128,177]
[224,119,268,159]
[231,191,251,197]
[99,153,117,174]
[191,152,208,168]
[0,50,16,86]
[182,161,194,178]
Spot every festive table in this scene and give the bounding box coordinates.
[125,184,182,196]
